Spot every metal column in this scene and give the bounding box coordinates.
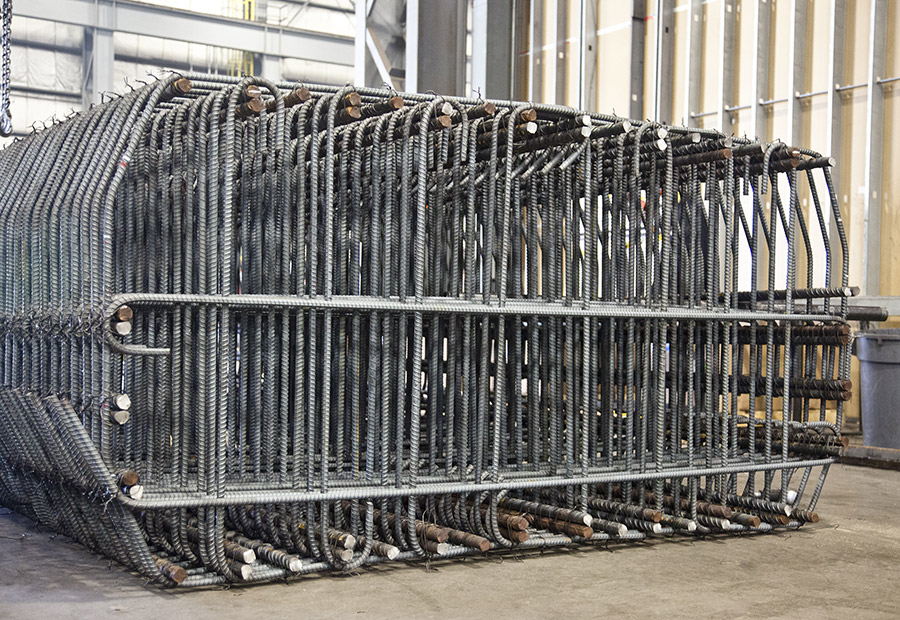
[472,0,514,100]
[654,0,675,124]
[354,0,367,86]
[554,0,567,105]
[82,24,114,108]
[545,0,567,105]
[786,0,806,148]
[253,0,281,80]
[530,0,545,102]
[825,0,845,287]
[751,0,771,141]
[864,0,887,296]
[412,0,467,96]
[717,0,735,134]
[405,0,419,92]
[683,0,701,126]
[630,0,646,120]
[259,55,282,81]
[579,0,598,111]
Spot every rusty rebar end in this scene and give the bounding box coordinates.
[117,469,140,487]
[344,92,362,107]
[283,88,312,107]
[115,305,134,321]
[156,558,188,584]
[173,78,192,95]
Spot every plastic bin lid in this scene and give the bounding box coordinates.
[855,328,900,341]
[854,328,900,364]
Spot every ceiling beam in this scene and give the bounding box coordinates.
[13,0,354,67]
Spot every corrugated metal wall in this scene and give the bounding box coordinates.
[515,0,900,424]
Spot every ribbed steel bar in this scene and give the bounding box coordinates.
[0,73,851,586]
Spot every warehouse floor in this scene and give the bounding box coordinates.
[1,464,898,620]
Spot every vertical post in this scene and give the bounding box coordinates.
[786,0,806,147]
[455,0,467,96]
[355,0,367,85]
[579,0,598,111]
[81,30,93,110]
[546,0,557,103]
[473,0,488,95]
[825,0,845,287]
[472,0,516,100]
[717,0,735,134]
[83,25,115,109]
[93,29,115,104]
[254,0,281,80]
[654,0,675,123]
[864,0,887,296]
[555,0,567,105]
[259,55,282,81]
[751,0,771,141]
[683,0,701,126]
[630,0,646,120]
[406,0,419,93]
[413,0,467,96]
[530,0,544,102]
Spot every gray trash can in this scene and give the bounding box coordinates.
[854,329,900,449]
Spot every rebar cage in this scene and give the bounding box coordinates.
[0,73,851,586]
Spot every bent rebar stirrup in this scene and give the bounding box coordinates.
[0,74,852,586]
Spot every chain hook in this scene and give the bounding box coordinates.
[0,109,11,137]
[0,0,12,137]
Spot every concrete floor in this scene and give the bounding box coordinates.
[1,464,898,620]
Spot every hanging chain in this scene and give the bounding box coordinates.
[0,0,12,137]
